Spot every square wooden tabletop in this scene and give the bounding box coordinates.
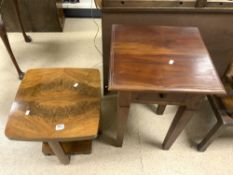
[5,68,101,141]
[109,25,225,95]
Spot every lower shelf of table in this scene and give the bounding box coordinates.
[42,140,92,155]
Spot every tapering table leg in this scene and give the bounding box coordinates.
[156,105,166,115]
[162,106,194,150]
[0,17,24,79]
[12,0,32,43]
[116,92,131,147]
[48,141,70,165]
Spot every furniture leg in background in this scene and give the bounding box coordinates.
[12,0,31,42]
[156,104,167,115]
[0,15,24,79]
[1,0,64,32]
[197,95,233,151]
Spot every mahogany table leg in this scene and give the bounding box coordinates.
[12,0,32,43]
[0,18,24,80]
[197,122,224,152]
[156,105,166,115]
[162,106,194,150]
[116,106,130,147]
[116,92,131,147]
[48,141,70,165]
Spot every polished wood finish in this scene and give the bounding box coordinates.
[109,25,225,149]
[109,25,225,95]
[101,5,233,95]
[42,140,92,155]
[5,68,101,164]
[5,68,101,141]
[1,0,64,32]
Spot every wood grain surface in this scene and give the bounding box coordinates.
[42,140,92,155]
[5,68,101,141]
[109,25,225,95]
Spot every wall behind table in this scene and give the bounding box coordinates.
[2,0,64,32]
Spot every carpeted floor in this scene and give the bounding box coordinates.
[0,18,232,175]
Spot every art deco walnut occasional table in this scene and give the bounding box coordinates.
[5,68,101,164]
[108,25,226,149]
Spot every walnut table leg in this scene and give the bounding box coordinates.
[162,106,194,150]
[48,141,70,165]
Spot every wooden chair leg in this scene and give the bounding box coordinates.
[12,0,32,43]
[197,122,224,152]
[197,95,232,152]
[0,18,24,79]
[156,105,166,115]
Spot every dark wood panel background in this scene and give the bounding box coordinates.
[1,0,64,32]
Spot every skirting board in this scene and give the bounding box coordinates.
[64,9,101,18]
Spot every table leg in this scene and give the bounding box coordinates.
[116,106,130,147]
[0,17,24,80]
[116,92,131,147]
[48,141,70,165]
[156,105,166,115]
[162,106,194,150]
[12,0,32,43]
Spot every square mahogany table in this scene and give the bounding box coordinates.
[108,25,226,149]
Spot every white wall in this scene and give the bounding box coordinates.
[62,0,97,9]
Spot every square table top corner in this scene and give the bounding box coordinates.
[108,24,226,95]
[5,68,101,141]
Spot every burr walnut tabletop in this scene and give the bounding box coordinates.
[5,68,101,164]
[108,25,226,149]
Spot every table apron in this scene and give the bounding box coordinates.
[130,92,204,109]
